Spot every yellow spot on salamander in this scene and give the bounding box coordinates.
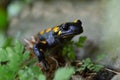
[53,26,59,32]
[58,31,61,35]
[41,41,46,44]
[39,30,44,35]
[74,19,78,23]
[45,28,52,32]
[40,49,43,52]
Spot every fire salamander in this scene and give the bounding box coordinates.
[25,20,83,70]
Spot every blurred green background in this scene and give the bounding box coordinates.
[0,0,120,70]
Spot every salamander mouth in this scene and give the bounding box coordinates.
[61,32,80,38]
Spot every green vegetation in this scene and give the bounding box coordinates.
[54,67,75,80]
[62,36,104,73]
[78,58,104,72]
[0,35,104,80]
[0,9,8,31]
[0,35,45,80]
[62,36,87,60]
[0,33,13,48]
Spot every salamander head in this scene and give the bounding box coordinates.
[57,20,83,38]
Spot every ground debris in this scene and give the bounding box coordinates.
[40,56,119,80]
[25,43,120,80]
[93,69,116,80]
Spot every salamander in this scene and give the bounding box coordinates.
[25,20,83,70]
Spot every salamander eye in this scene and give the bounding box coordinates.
[62,24,69,30]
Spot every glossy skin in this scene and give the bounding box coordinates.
[33,20,83,70]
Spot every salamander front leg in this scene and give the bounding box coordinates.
[33,44,49,70]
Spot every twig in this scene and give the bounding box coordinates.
[105,68,120,75]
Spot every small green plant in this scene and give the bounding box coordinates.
[0,41,28,80]
[75,36,87,47]
[53,67,75,80]
[18,66,46,80]
[62,41,75,60]
[62,36,104,73]
[78,58,104,72]
[62,36,87,60]
[96,53,105,62]
[0,40,45,80]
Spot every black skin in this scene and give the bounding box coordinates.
[33,20,83,70]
